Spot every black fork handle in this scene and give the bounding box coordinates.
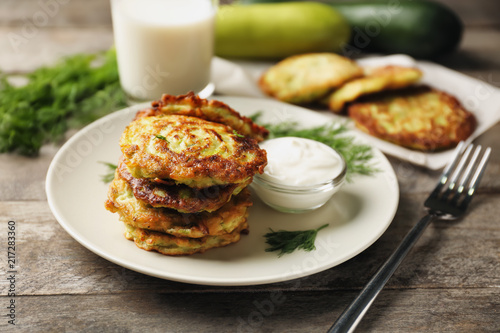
[328,214,436,333]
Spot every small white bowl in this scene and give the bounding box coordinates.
[251,148,347,214]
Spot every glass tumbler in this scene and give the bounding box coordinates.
[110,0,217,103]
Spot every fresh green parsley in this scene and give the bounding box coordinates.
[264,224,329,257]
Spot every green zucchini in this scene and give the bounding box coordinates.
[240,0,463,59]
[215,2,351,59]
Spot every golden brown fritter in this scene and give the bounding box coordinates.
[120,114,267,187]
[348,86,477,151]
[135,92,269,142]
[105,173,252,238]
[259,53,363,104]
[327,66,423,113]
[117,157,250,213]
[123,221,249,256]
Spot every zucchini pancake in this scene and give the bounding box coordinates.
[120,114,266,187]
[136,92,269,142]
[327,65,423,113]
[105,174,252,239]
[259,53,363,104]
[105,93,268,256]
[124,222,249,256]
[116,157,251,213]
[348,86,476,151]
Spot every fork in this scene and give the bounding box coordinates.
[328,141,492,333]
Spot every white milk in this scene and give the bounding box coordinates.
[111,0,215,101]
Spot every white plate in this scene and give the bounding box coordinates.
[46,96,399,286]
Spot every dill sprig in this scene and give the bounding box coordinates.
[0,48,127,156]
[257,117,379,181]
[264,224,329,257]
[99,162,118,184]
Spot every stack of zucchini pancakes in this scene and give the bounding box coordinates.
[105,93,268,255]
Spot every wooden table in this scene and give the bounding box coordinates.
[1,1,499,331]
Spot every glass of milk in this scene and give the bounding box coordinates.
[110,0,217,103]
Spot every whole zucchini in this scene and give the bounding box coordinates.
[215,2,351,59]
[241,0,463,59]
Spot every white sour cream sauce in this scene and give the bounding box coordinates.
[260,137,344,186]
[252,137,346,213]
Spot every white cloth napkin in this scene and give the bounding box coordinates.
[211,57,268,98]
[210,55,500,170]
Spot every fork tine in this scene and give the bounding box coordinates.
[443,144,474,197]
[430,141,466,197]
[442,141,466,178]
[450,145,482,204]
[460,146,492,209]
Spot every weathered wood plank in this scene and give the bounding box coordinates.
[0,0,112,27]
[0,26,113,73]
[0,193,498,295]
[0,146,59,201]
[0,288,497,332]
[1,0,499,28]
